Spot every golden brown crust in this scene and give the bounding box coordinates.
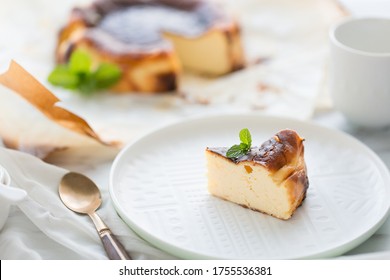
[56,15,87,63]
[206,129,305,173]
[285,167,309,213]
[68,36,180,93]
[253,129,305,173]
[223,24,245,73]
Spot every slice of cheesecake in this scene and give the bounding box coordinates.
[205,129,309,220]
[56,0,245,93]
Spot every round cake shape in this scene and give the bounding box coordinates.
[56,0,245,93]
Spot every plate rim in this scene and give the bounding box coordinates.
[109,113,390,259]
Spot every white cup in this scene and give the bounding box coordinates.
[329,17,390,128]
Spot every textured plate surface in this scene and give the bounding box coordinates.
[109,114,390,259]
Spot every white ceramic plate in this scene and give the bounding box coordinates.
[109,114,390,259]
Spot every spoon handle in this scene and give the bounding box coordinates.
[100,228,132,260]
[89,212,131,260]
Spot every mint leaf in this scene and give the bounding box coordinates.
[78,74,97,95]
[226,145,246,159]
[48,50,122,95]
[94,63,122,89]
[69,50,92,74]
[226,128,253,159]
[239,128,252,147]
[48,65,79,89]
[240,142,249,152]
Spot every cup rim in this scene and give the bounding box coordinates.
[329,16,390,57]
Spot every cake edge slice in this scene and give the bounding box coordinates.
[205,129,309,220]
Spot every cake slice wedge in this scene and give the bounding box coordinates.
[205,129,309,220]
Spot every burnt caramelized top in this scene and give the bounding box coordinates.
[71,0,226,46]
[207,129,305,173]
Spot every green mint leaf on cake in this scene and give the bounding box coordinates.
[48,65,79,89]
[48,50,122,95]
[226,144,246,159]
[69,50,92,75]
[93,63,122,89]
[226,128,252,159]
[239,142,249,150]
[239,128,252,147]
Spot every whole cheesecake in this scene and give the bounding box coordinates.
[205,129,309,220]
[56,0,245,93]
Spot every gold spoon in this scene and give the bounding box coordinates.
[59,172,131,260]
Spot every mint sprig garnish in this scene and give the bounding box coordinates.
[48,50,122,95]
[226,128,252,159]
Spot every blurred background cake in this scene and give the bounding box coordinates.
[56,0,245,93]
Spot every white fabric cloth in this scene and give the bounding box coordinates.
[0,147,175,260]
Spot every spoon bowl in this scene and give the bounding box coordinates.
[59,172,101,214]
[59,172,131,260]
